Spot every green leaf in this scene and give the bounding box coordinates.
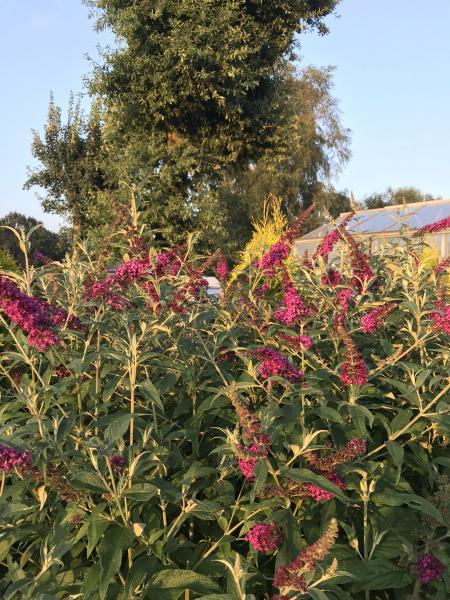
[348,405,373,437]
[434,456,450,469]
[104,413,130,443]
[87,503,108,557]
[312,406,343,423]
[307,589,332,600]
[385,440,404,467]
[282,468,350,502]
[372,492,445,525]
[253,458,268,493]
[141,380,164,411]
[389,409,412,432]
[4,579,33,600]
[70,471,108,494]
[344,558,413,592]
[124,556,159,599]
[122,482,158,501]
[384,379,419,405]
[148,570,222,595]
[99,526,131,600]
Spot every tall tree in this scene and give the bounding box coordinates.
[24,94,110,246]
[85,0,340,245]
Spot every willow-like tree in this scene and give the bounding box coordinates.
[85,0,340,246]
[219,65,351,250]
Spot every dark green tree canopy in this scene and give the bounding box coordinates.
[88,0,338,163]
[83,0,340,246]
[364,187,438,209]
[0,212,68,266]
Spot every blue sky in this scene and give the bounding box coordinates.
[1,0,449,231]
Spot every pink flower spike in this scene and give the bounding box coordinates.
[258,241,291,274]
[414,216,450,237]
[215,254,229,281]
[245,523,283,552]
[305,472,346,502]
[0,445,31,473]
[360,303,395,334]
[255,347,303,383]
[413,553,444,583]
[321,267,342,287]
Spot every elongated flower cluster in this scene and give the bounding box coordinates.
[215,254,229,281]
[335,288,354,325]
[0,276,81,351]
[258,241,291,275]
[155,248,182,276]
[414,216,450,237]
[167,277,208,313]
[321,267,342,287]
[229,386,271,479]
[430,301,450,335]
[255,347,303,383]
[0,445,31,472]
[341,231,374,287]
[337,323,368,385]
[360,303,395,333]
[434,256,450,274]
[281,203,316,244]
[313,212,354,262]
[34,464,80,502]
[273,519,338,598]
[85,277,128,310]
[245,523,283,552]
[237,443,269,479]
[55,364,70,378]
[114,258,151,284]
[305,472,346,502]
[413,553,444,583]
[257,205,316,275]
[314,229,340,262]
[280,334,313,350]
[85,248,188,310]
[306,439,366,473]
[274,285,314,325]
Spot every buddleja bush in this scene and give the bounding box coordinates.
[0,206,449,600]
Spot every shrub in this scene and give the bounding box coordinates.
[0,206,449,599]
[0,248,19,273]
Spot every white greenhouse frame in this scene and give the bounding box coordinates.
[294,198,450,259]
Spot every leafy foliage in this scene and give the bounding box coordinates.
[0,212,68,266]
[24,94,111,244]
[0,249,19,273]
[0,205,449,599]
[82,0,343,249]
[364,187,438,209]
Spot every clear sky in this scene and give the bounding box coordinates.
[1,0,449,231]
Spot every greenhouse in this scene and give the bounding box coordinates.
[295,198,450,258]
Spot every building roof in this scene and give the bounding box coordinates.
[299,198,450,242]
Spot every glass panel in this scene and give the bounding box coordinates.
[294,241,319,256]
[299,201,450,241]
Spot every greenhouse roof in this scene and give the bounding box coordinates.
[300,198,450,241]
